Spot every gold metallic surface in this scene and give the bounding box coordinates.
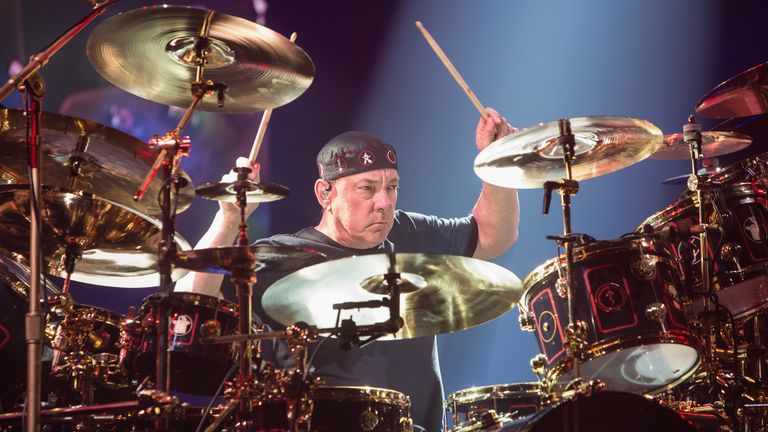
[195,180,289,203]
[0,185,190,287]
[175,245,326,274]
[86,5,314,112]
[651,131,752,160]
[0,109,194,216]
[474,116,663,189]
[262,253,522,340]
[696,61,768,118]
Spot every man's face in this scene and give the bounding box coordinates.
[327,168,399,249]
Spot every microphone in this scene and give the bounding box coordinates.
[649,221,721,242]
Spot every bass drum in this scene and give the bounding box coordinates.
[499,391,696,432]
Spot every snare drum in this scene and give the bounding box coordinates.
[640,182,768,319]
[445,383,542,431]
[309,386,412,432]
[234,386,412,432]
[520,237,700,395]
[132,292,239,394]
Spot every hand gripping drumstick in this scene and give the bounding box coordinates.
[415,21,488,120]
[248,31,298,163]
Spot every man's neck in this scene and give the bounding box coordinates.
[315,217,377,250]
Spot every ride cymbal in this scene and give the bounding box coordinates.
[195,181,289,204]
[474,116,663,189]
[86,5,314,112]
[651,131,752,160]
[696,62,768,119]
[0,109,194,217]
[0,185,190,288]
[262,253,523,340]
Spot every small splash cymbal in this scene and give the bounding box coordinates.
[262,253,522,340]
[195,181,289,204]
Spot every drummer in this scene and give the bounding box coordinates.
[175,107,519,431]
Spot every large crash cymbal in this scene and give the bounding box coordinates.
[0,185,190,288]
[86,5,314,113]
[262,253,522,340]
[650,131,752,160]
[696,62,768,119]
[0,109,194,217]
[175,245,326,274]
[474,116,663,189]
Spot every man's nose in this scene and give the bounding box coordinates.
[373,188,394,210]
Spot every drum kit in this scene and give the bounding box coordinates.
[0,2,768,432]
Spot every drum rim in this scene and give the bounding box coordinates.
[521,238,679,306]
[140,291,238,316]
[544,333,702,395]
[446,382,542,408]
[311,385,410,405]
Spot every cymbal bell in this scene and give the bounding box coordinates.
[262,253,523,340]
[0,185,190,288]
[696,62,768,119]
[86,5,314,113]
[474,116,663,189]
[175,245,326,274]
[0,109,194,217]
[195,181,289,203]
[650,131,752,160]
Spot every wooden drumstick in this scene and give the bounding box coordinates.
[415,21,488,120]
[248,32,298,163]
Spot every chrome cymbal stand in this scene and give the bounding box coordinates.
[0,2,120,431]
[542,119,587,385]
[133,13,226,430]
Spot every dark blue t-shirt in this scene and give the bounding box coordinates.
[246,210,478,432]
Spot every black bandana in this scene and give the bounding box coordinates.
[316,131,398,180]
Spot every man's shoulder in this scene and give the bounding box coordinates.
[254,227,318,247]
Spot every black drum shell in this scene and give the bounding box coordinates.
[132,292,239,394]
[445,382,542,429]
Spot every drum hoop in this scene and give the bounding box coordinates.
[545,331,701,395]
[446,382,541,408]
[522,242,680,304]
[141,292,238,316]
[311,386,410,405]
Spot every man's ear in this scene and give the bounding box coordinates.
[314,179,331,206]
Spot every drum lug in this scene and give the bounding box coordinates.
[518,310,536,331]
[359,406,380,431]
[530,353,549,382]
[564,321,589,360]
[399,415,414,432]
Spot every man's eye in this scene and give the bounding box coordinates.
[388,185,399,191]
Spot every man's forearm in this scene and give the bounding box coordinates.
[472,182,519,260]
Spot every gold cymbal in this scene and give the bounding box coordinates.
[262,253,522,340]
[0,109,194,217]
[651,131,752,160]
[474,116,663,189]
[696,62,768,119]
[0,185,190,288]
[86,5,314,113]
[175,245,326,274]
[195,181,289,203]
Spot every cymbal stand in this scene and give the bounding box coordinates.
[542,119,587,387]
[132,12,226,406]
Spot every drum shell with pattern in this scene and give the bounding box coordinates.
[521,238,700,395]
[639,183,768,319]
[132,292,239,394]
[445,383,542,431]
